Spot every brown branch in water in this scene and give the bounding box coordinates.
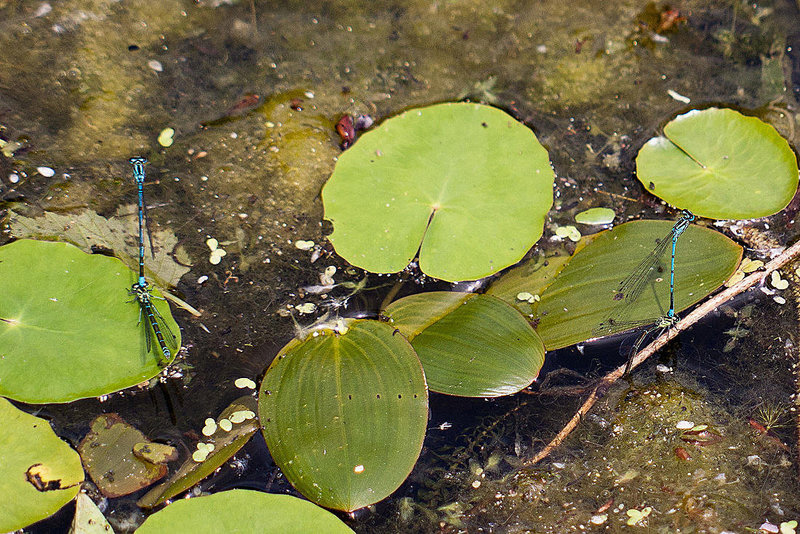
[525,237,800,467]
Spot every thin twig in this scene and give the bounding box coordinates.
[525,238,800,466]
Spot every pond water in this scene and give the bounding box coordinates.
[1,0,799,532]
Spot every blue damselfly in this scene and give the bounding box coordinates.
[595,210,695,373]
[128,157,177,364]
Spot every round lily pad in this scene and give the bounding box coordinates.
[322,102,554,282]
[636,108,798,219]
[383,292,545,397]
[0,397,84,532]
[0,239,181,403]
[136,490,354,533]
[259,319,428,511]
[535,219,742,349]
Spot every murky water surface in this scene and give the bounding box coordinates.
[2,0,800,532]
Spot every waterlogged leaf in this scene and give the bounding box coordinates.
[535,220,742,349]
[259,319,428,511]
[0,398,83,532]
[0,239,181,403]
[636,108,798,219]
[322,102,554,282]
[384,293,545,397]
[9,207,191,289]
[77,414,167,498]
[137,491,354,534]
[138,396,259,508]
[133,442,179,465]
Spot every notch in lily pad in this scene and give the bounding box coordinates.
[322,102,555,282]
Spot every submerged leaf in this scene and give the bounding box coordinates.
[9,207,191,289]
[77,414,167,498]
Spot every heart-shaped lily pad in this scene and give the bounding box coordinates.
[136,490,354,533]
[259,319,428,511]
[636,108,798,219]
[0,397,84,532]
[383,292,545,396]
[535,219,742,349]
[0,239,181,403]
[322,102,554,282]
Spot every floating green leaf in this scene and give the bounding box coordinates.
[259,319,428,511]
[575,207,616,225]
[136,491,355,533]
[322,102,554,282]
[636,108,798,219]
[384,292,545,397]
[0,397,83,532]
[0,239,181,403]
[535,220,742,349]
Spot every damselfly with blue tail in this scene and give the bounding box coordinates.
[595,209,695,373]
[128,157,178,364]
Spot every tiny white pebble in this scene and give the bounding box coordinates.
[590,514,608,525]
[655,364,672,373]
[197,275,209,284]
[294,240,315,251]
[148,60,163,72]
[9,173,19,183]
[304,90,315,98]
[676,420,694,430]
[774,296,786,304]
[37,166,55,177]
